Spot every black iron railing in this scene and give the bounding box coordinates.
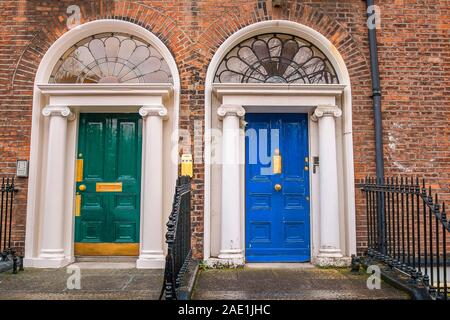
[159,176,192,300]
[361,177,449,300]
[0,177,22,274]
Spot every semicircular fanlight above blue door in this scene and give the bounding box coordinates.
[215,33,339,84]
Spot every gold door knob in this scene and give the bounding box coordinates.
[79,184,86,192]
[274,184,282,192]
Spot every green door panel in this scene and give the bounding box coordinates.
[75,113,142,244]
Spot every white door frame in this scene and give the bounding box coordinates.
[24,20,180,268]
[204,20,356,264]
[207,84,353,266]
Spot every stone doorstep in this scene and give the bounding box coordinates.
[245,263,315,269]
[75,256,138,263]
[69,262,137,269]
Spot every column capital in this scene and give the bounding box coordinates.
[139,105,168,119]
[217,105,245,120]
[311,105,342,122]
[42,105,75,121]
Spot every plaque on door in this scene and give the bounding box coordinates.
[96,182,123,192]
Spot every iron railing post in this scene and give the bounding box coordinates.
[434,197,440,298]
[415,177,422,280]
[0,178,4,252]
[0,177,21,274]
[3,178,10,251]
[442,203,447,300]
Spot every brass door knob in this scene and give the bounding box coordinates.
[274,184,282,191]
[79,184,86,192]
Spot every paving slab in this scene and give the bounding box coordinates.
[192,266,411,300]
[0,264,411,300]
[0,266,164,300]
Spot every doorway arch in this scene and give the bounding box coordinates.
[24,19,180,268]
[204,20,356,266]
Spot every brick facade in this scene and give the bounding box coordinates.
[0,0,448,258]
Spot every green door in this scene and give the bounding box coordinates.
[75,113,142,256]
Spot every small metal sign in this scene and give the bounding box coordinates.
[16,160,29,178]
[181,154,193,177]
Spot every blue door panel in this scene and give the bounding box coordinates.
[245,113,310,262]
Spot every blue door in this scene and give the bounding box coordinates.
[245,113,310,262]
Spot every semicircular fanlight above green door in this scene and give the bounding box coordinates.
[50,32,173,84]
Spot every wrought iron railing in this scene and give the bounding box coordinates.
[0,177,22,274]
[159,176,192,300]
[361,177,449,300]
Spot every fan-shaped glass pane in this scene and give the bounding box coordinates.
[50,32,173,84]
[215,33,338,84]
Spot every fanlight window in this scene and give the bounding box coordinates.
[50,32,173,84]
[215,33,338,84]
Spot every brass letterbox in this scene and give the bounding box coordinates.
[96,182,123,192]
[272,148,282,174]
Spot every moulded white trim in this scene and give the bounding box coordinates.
[38,83,174,96]
[213,83,346,97]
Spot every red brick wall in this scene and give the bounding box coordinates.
[0,0,448,258]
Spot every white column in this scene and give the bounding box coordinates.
[137,105,168,269]
[311,105,348,266]
[38,105,74,267]
[217,105,245,265]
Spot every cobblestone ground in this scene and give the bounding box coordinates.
[192,265,411,300]
[0,265,163,300]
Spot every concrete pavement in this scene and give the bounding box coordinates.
[0,263,163,300]
[0,263,410,300]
